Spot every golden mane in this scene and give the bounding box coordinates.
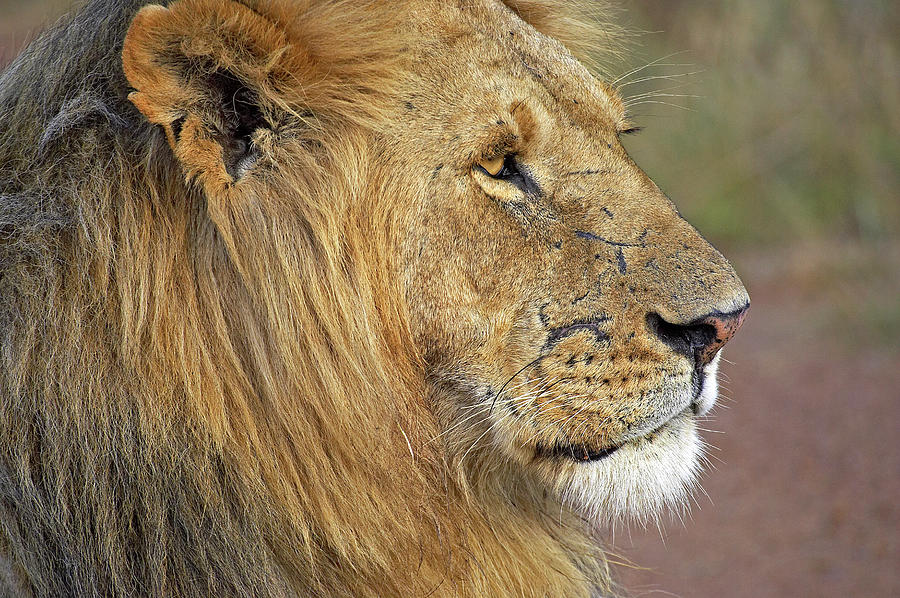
[504,0,627,75]
[0,1,631,596]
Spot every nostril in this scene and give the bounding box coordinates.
[646,313,716,361]
[647,305,749,366]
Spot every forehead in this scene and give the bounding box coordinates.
[407,0,626,127]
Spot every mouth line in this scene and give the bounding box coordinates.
[691,364,714,413]
[536,404,693,464]
[535,441,620,463]
[690,372,704,413]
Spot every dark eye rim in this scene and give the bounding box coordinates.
[474,153,540,197]
[475,154,520,180]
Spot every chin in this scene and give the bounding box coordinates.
[556,412,704,526]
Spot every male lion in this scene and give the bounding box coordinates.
[0,0,748,596]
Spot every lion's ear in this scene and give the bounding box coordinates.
[122,1,289,188]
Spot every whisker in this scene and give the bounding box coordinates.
[458,405,521,465]
[625,100,695,111]
[695,427,725,434]
[490,355,544,413]
[611,51,692,86]
[521,395,596,447]
[623,81,697,100]
[428,409,492,443]
[625,92,702,107]
[616,70,704,89]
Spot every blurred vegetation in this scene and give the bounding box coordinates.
[3,0,899,252]
[618,0,900,249]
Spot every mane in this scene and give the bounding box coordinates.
[0,1,625,596]
[503,0,627,76]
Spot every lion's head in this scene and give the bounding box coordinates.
[392,1,749,525]
[0,0,747,596]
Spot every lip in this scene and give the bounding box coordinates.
[690,371,706,414]
[535,441,620,463]
[539,403,694,464]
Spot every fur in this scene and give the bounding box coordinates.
[0,1,747,597]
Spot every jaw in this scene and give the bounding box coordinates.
[547,357,725,526]
[436,363,719,525]
[555,411,704,525]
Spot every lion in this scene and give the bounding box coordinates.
[0,0,749,596]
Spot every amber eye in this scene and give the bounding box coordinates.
[475,154,518,179]
[473,153,538,196]
[477,155,504,176]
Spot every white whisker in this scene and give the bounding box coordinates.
[611,52,692,86]
[616,70,704,89]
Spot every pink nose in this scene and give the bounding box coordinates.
[647,304,749,366]
[693,306,749,365]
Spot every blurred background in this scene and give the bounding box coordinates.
[614,2,899,596]
[2,1,898,596]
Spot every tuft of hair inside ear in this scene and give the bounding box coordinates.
[207,69,267,181]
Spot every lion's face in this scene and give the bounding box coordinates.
[393,1,749,521]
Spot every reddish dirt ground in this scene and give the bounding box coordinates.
[617,242,900,597]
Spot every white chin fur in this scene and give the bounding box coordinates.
[559,413,703,525]
[694,351,722,416]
